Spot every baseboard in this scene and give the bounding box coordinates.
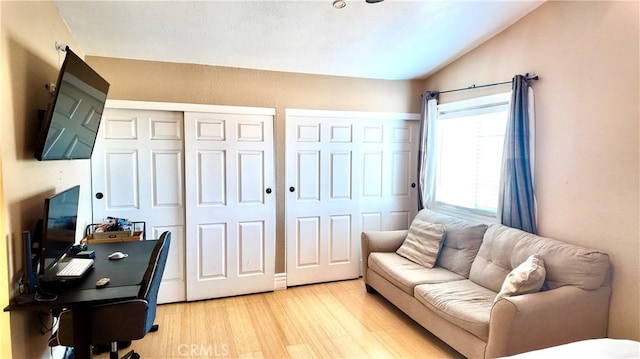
[274,273,287,291]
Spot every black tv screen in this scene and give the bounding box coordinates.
[34,48,110,160]
[40,185,80,273]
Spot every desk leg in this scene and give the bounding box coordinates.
[72,306,92,359]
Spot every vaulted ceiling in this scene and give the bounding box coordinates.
[54,0,544,80]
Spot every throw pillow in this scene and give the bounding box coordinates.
[494,254,546,302]
[396,219,446,268]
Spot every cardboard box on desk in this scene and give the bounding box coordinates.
[81,230,144,244]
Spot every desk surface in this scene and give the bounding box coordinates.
[5,240,156,311]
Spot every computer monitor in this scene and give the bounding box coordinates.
[39,185,80,274]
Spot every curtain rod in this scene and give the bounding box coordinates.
[426,74,539,96]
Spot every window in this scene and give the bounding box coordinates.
[433,93,510,220]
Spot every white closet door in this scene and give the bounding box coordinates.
[358,118,420,232]
[285,109,419,287]
[91,108,186,304]
[184,111,276,301]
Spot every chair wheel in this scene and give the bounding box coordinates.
[131,353,141,359]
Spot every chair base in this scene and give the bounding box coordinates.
[120,349,141,359]
[109,341,138,359]
[94,341,131,355]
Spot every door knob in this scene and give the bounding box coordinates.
[289,186,295,192]
[95,192,104,199]
[266,188,272,194]
[411,183,416,188]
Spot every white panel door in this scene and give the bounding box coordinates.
[91,108,186,304]
[285,110,419,286]
[358,119,419,232]
[184,111,275,301]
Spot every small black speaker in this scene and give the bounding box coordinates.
[22,231,38,294]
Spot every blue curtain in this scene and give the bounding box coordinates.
[499,75,537,233]
[418,91,439,210]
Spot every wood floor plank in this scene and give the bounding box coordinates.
[93,279,463,358]
[226,295,263,355]
[285,343,317,359]
[263,292,308,346]
[245,298,289,358]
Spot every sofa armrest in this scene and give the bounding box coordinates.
[361,230,408,283]
[486,285,611,358]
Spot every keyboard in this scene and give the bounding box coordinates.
[56,258,94,277]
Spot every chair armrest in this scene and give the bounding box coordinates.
[361,230,408,282]
[486,285,611,358]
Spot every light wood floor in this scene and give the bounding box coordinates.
[97,279,464,359]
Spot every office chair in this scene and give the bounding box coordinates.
[50,231,171,359]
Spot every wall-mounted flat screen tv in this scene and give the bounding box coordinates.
[34,47,110,160]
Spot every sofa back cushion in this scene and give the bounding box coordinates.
[414,209,488,278]
[470,224,610,292]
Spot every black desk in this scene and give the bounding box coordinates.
[4,240,157,359]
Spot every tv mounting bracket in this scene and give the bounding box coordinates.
[55,42,68,52]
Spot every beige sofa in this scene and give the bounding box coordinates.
[361,209,611,359]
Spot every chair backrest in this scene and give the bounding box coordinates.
[54,232,172,346]
[138,231,171,332]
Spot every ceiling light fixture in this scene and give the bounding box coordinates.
[333,0,346,9]
[333,0,383,9]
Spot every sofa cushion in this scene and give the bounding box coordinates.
[494,254,546,302]
[414,280,495,341]
[470,224,610,292]
[414,209,488,278]
[368,252,465,295]
[396,219,446,268]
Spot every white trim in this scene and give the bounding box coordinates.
[438,92,511,114]
[274,273,287,291]
[106,100,276,116]
[431,203,498,225]
[438,103,509,120]
[286,108,420,121]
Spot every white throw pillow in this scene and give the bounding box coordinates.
[396,219,446,268]
[494,254,546,302]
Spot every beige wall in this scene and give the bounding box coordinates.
[0,5,10,355]
[424,1,639,340]
[1,154,11,359]
[85,56,424,274]
[1,1,92,358]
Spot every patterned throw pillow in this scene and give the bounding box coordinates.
[396,218,446,268]
[494,254,546,302]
